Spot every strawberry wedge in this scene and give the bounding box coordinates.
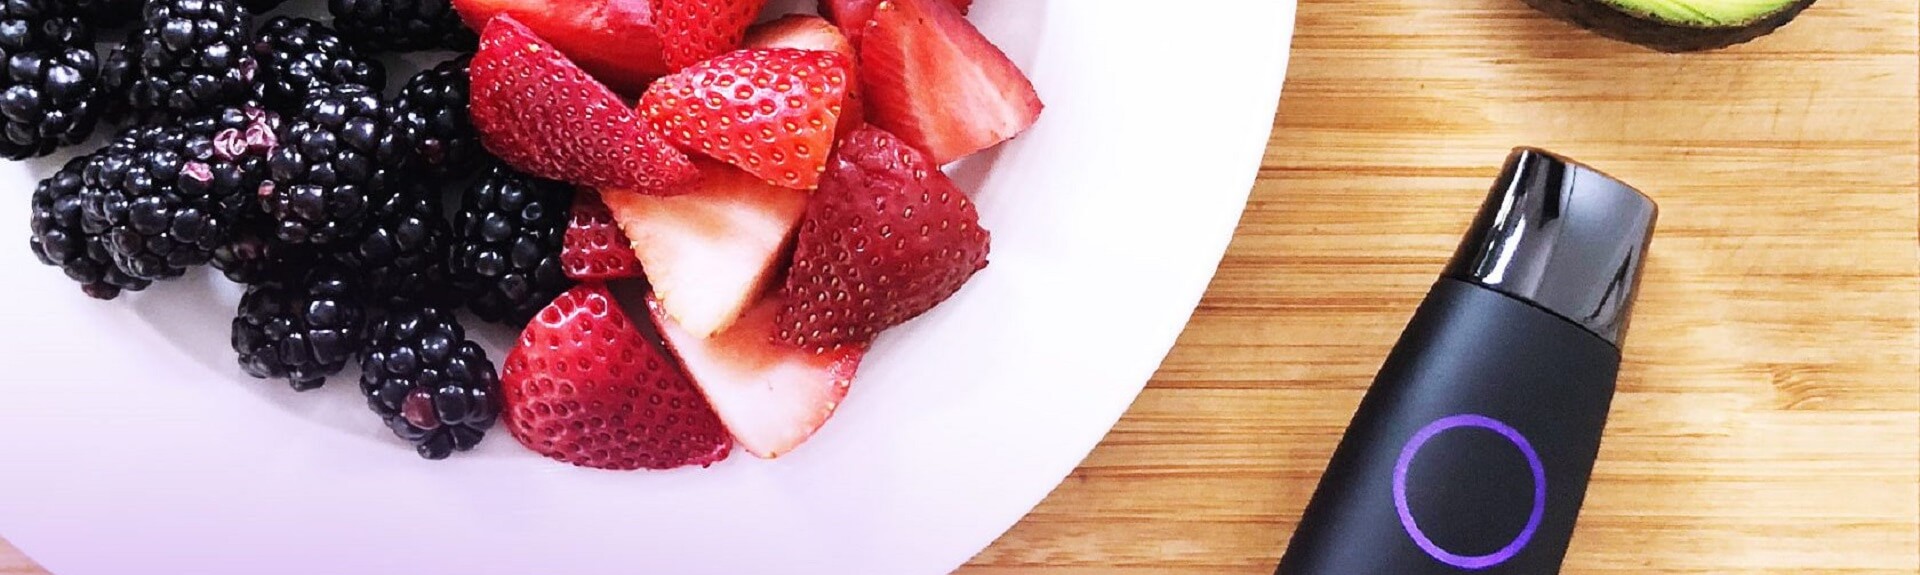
[650,295,866,459]
[454,0,767,93]
[820,0,971,44]
[469,15,696,193]
[599,162,808,338]
[859,0,1042,165]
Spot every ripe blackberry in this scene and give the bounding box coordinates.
[78,105,279,281]
[392,56,479,176]
[251,17,384,114]
[29,156,152,299]
[327,0,475,53]
[360,306,500,459]
[449,164,574,325]
[106,0,255,122]
[231,264,367,391]
[0,5,105,159]
[261,83,412,246]
[334,182,456,307]
[210,216,315,285]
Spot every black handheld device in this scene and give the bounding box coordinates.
[1275,148,1658,575]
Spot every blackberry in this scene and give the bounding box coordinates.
[359,306,500,459]
[449,164,573,325]
[231,263,367,391]
[106,0,255,122]
[210,216,315,284]
[392,56,479,176]
[250,17,383,114]
[334,181,456,307]
[68,0,142,27]
[29,156,152,299]
[327,0,475,53]
[0,4,104,159]
[261,83,411,246]
[78,105,279,281]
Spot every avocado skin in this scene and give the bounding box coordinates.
[1522,0,1817,52]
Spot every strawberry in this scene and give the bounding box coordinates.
[650,293,865,459]
[453,0,767,94]
[742,15,865,143]
[639,48,853,190]
[600,161,809,338]
[469,15,697,193]
[819,0,971,44]
[500,283,733,470]
[775,126,988,349]
[561,191,643,281]
[859,0,1042,165]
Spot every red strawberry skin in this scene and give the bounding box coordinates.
[501,283,733,471]
[640,49,853,190]
[454,0,767,94]
[561,191,644,281]
[775,126,989,348]
[819,0,970,43]
[742,15,865,143]
[860,0,1042,165]
[470,15,697,193]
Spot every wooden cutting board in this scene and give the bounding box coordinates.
[5,0,1916,573]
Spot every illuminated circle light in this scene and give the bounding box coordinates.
[1391,414,1547,570]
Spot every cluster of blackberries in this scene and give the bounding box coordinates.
[21,0,574,460]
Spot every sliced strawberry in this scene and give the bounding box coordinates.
[469,15,697,193]
[454,0,767,94]
[776,126,989,348]
[639,48,853,190]
[561,191,643,281]
[649,294,865,459]
[501,283,733,470]
[600,162,808,338]
[819,0,970,44]
[860,0,1042,165]
[742,15,865,143]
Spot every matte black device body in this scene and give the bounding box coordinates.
[1275,149,1657,574]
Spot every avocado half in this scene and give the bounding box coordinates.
[1523,0,1816,52]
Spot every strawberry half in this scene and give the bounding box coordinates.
[639,48,853,190]
[819,0,970,44]
[650,293,866,459]
[600,161,809,338]
[501,283,733,470]
[775,126,989,349]
[742,15,864,144]
[454,0,767,94]
[859,0,1042,165]
[470,15,697,193]
[561,191,643,281]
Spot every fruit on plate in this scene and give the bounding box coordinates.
[448,163,576,326]
[561,191,644,281]
[359,306,501,460]
[775,126,989,349]
[741,15,864,143]
[1521,0,1815,52]
[261,84,410,247]
[818,0,970,44]
[650,294,866,459]
[640,48,853,190]
[251,16,386,113]
[859,0,1043,165]
[231,264,369,391]
[452,0,766,94]
[599,161,809,338]
[469,14,697,193]
[501,283,734,470]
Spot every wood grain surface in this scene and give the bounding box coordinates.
[6,0,1917,573]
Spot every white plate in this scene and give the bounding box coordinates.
[0,1,1294,573]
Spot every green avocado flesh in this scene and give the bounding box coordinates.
[1597,0,1794,27]
[1524,0,1815,51]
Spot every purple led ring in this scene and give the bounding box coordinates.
[1392,414,1546,570]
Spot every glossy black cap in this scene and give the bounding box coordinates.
[1442,148,1658,347]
